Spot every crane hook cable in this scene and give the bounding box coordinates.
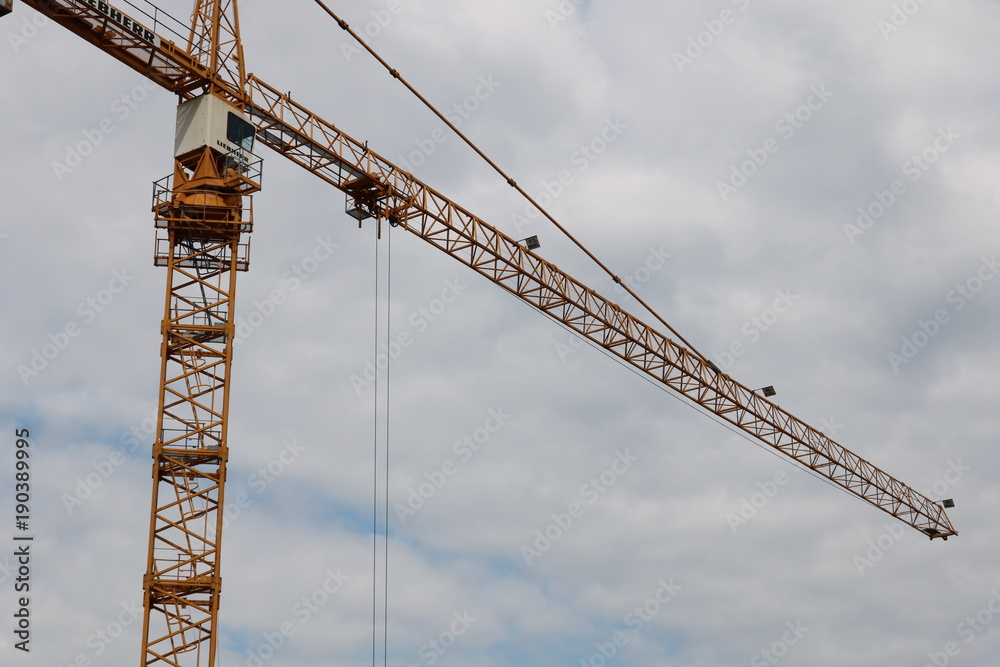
[371,224,379,667]
[382,226,392,667]
[371,225,393,666]
[310,0,714,368]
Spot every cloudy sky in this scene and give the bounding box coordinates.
[2,0,999,665]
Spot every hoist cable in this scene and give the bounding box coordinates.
[370,229,379,667]
[382,224,392,666]
[310,0,715,368]
[370,225,393,666]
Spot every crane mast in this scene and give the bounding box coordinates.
[8,1,957,666]
[141,142,257,664]
[140,5,256,665]
[187,0,243,92]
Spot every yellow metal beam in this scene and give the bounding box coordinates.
[141,146,257,667]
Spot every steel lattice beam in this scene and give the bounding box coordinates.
[139,147,256,666]
[21,0,957,546]
[243,67,958,540]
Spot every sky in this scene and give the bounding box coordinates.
[1,0,999,666]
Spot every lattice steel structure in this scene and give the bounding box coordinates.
[141,146,258,665]
[10,1,957,665]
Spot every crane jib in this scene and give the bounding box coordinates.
[78,0,160,46]
[16,0,954,545]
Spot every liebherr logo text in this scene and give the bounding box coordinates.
[216,140,251,166]
[81,0,161,47]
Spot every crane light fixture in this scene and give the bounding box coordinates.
[514,235,540,250]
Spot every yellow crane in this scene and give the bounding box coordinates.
[7,1,957,666]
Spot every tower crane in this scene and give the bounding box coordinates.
[7,1,957,666]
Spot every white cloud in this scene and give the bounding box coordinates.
[1,0,997,666]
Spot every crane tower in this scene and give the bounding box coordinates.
[142,92,260,662]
